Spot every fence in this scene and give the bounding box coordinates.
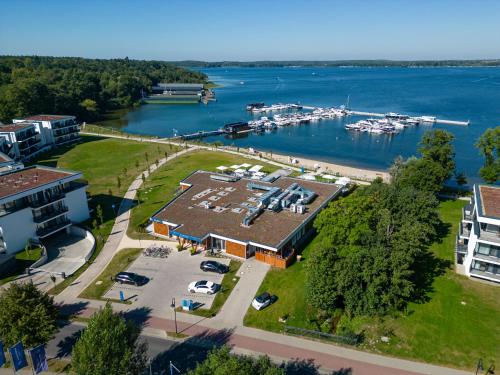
[284,325,361,346]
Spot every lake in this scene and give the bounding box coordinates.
[103,67,500,182]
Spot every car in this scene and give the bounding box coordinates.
[114,272,148,286]
[251,292,277,310]
[188,280,218,295]
[200,260,229,274]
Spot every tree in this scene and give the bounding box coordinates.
[418,129,455,179]
[307,182,439,316]
[71,303,148,375]
[135,160,140,171]
[0,282,58,347]
[145,152,149,165]
[476,126,500,183]
[188,346,284,375]
[117,176,121,190]
[164,151,168,160]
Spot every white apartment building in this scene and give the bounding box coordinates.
[0,165,90,255]
[13,115,80,147]
[0,122,47,161]
[456,184,500,283]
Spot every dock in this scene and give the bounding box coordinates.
[176,130,223,140]
[348,110,469,126]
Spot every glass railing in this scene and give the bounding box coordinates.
[29,192,65,208]
[33,205,69,224]
[36,218,71,237]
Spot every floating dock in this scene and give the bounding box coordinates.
[348,110,469,126]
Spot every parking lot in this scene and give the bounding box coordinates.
[103,249,230,314]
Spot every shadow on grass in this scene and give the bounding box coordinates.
[151,328,234,373]
[121,306,153,330]
[410,219,453,304]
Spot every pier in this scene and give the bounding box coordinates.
[348,110,469,126]
[176,130,223,140]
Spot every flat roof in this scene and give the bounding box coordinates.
[152,170,341,249]
[22,115,74,121]
[0,166,79,200]
[478,185,500,219]
[0,123,35,133]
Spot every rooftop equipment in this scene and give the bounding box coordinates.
[210,174,240,183]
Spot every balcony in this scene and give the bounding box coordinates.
[462,203,474,222]
[478,228,500,244]
[55,135,80,146]
[459,222,471,239]
[18,136,41,150]
[52,120,78,130]
[54,126,80,137]
[36,218,71,238]
[470,269,500,283]
[474,252,500,265]
[33,205,69,224]
[456,237,468,254]
[16,130,38,142]
[29,192,65,209]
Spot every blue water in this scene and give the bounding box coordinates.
[113,67,500,181]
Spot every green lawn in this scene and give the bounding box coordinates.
[79,248,142,300]
[30,135,179,294]
[0,247,42,285]
[177,259,241,318]
[128,150,278,238]
[244,199,500,370]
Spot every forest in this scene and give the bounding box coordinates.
[0,56,208,123]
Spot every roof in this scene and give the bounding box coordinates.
[22,115,74,122]
[0,152,13,163]
[152,170,341,249]
[478,185,500,219]
[0,123,35,133]
[0,166,79,200]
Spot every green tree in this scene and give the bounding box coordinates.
[188,346,284,375]
[117,175,121,190]
[475,126,500,183]
[135,159,140,171]
[418,129,455,178]
[0,282,58,347]
[71,303,148,375]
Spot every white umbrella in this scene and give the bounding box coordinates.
[321,174,336,180]
[301,174,316,181]
[216,166,228,171]
[234,169,246,174]
[229,165,241,169]
[249,165,263,172]
[240,163,252,169]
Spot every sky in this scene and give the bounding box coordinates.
[1,0,500,61]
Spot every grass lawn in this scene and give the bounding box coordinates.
[177,259,241,318]
[79,248,142,300]
[30,135,179,294]
[128,150,278,238]
[0,247,43,285]
[243,199,500,370]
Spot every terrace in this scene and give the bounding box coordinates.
[478,224,500,244]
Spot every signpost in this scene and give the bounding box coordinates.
[8,342,27,372]
[29,345,48,374]
[0,341,6,368]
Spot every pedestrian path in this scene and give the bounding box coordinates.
[210,258,270,328]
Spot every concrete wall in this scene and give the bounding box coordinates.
[0,207,37,254]
[65,187,90,223]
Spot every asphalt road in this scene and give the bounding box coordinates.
[48,322,177,360]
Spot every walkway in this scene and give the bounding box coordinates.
[210,258,270,328]
[56,147,192,302]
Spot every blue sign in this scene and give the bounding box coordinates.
[119,291,124,301]
[29,345,48,374]
[9,342,27,371]
[0,341,6,367]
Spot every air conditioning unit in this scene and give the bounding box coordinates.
[296,205,305,214]
[290,204,297,213]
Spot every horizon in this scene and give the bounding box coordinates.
[1,0,500,61]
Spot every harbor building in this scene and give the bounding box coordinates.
[144,83,207,104]
[0,122,47,161]
[151,170,342,268]
[456,184,500,283]
[13,115,80,146]
[0,165,90,256]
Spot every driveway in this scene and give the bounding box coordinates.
[103,250,230,315]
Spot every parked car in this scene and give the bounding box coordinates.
[200,260,229,274]
[251,292,277,310]
[188,280,218,295]
[114,272,148,286]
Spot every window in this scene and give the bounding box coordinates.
[211,237,226,250]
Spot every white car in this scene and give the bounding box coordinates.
[251,292,277,310]
[188,280,218,295]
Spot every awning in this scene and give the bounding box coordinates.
[170,230,203,243]
[249,165,263,172]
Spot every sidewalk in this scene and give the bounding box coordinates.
[55,148,192,302]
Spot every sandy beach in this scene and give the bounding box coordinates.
[261,151,390,182]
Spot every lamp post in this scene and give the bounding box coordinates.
[476,358,483,375]
[170,297,177,335]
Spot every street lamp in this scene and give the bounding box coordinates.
[476,358,483,375]
[170,297,177,334]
